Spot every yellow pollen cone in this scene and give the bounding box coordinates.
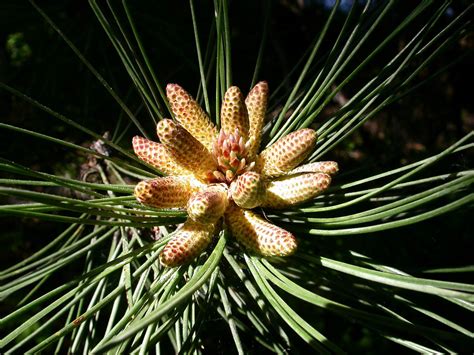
[221,86,250,140]
[132,82,339,267]
[166,83,218,150]
[229,171,266,209]
[261,173,331,209]
[289,161,339,176]
[156,119,217,181]
[160,220,215,267]
[226,205,297,257]
[132,136,189,176]
[256,128,317,177]
[134,176,195,209]
[187,184,229,224]
[245,81,268,159]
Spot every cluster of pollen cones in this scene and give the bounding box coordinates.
[133,81,338,267]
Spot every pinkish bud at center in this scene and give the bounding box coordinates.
[210,128,255,184]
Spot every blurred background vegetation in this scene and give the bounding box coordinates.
[0,0,472,352]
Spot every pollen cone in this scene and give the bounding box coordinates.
[245,81,268,159]
[160,220,215,267]
[132,136,189,176]
[289,161,339,176]
[156,119,217,180]
[187,184,229,224]
[229,171,266,209]
[221,86,249,140]
[256,128,317,178]
[166,83,218,151]
[261,173,331,209]
[226,206,297,257]
[134,176,194,209]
